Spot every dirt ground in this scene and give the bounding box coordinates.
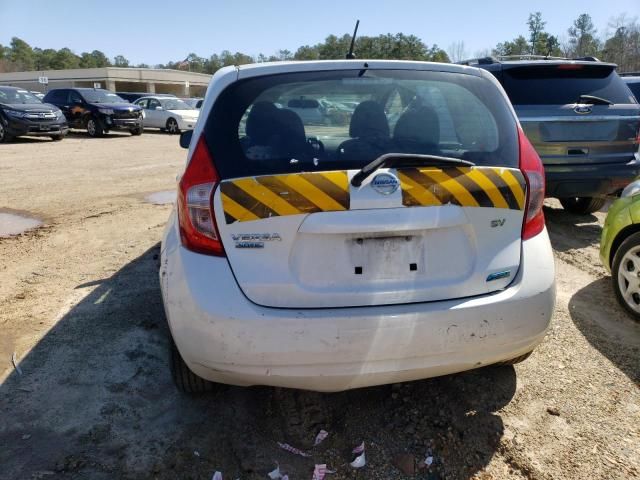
[1,132,638,480]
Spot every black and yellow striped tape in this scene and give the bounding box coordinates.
[220,167,526,224]
[398,167,526,211]
[220,171,350,224]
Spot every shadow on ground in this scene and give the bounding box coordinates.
[1,135,57,144]
[0,244,517,479]
[569,277,640,385]
[544,204,602,252]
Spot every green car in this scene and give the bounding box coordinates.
[601,180,640,318]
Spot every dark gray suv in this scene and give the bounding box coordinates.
[462,56,640,214]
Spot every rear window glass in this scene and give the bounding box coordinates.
[502,65,636,105]
[627,81,640,101]
[205,69,518,179]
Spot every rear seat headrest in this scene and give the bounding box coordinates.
[349,100,390,139]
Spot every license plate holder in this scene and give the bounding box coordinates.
[351,236,423,278]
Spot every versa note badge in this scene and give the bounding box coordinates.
[232,233,282,249]
[370,172,400,195]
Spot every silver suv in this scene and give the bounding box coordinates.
[463,56,640,214]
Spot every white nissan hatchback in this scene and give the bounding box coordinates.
[160,60,556,393]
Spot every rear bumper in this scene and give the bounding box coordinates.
[545,157,640,198]
[161,222,556,392]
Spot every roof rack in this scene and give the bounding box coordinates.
[620,72,640,77]
[457,55,601,65]
[456,56,499,66]
[498,55,569,61]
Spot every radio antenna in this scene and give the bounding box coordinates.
[346,20,360,59]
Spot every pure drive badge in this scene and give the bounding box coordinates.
[232,233,282,249]
[370,172,400,195]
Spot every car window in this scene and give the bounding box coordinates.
[205,69,518,180]
[0,88,42,104]
[148,99,160,109]
[160,98,193,110]
[68,91,83,104]
[627,82,640,102]
[502,65,636,105]
[137,99,149,109]
[45,90,65,103]
[80,90,127,103]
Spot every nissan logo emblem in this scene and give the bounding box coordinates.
[370,172,400,195]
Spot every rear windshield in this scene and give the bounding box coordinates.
[627,81,640,101]
[204,69,519,179]
[502,65,636,105]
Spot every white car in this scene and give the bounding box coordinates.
[182,97,204,109]
[160,60,556,393]
[134,96,199,134]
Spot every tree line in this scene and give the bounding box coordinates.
[486,12,639,72]
[0,12,638,75]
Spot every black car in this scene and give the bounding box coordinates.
[43,88,143,137]
[460,56,640,214]
[117,92,176,103]
[0,86,68,142]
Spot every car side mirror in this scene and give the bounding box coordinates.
[179,130,193,149]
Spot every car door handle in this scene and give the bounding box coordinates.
[568,148,589,155]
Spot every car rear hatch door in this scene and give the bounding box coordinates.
[204,65,527,309]
[501,63,640,166]
[213,165,526,308]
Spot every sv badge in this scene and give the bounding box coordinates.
[491,219,506,228]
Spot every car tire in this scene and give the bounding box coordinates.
[86,116,104,138]
[559,196,606,214]
[0,118,13,143]
[166,117,180,135]
[50,134,65,141]
[129,127,143,136]
[494,350,533,365]
[170,337,216,393]
[611,231,640,319]
[0,121,13,143]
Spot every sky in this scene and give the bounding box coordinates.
[0,0,638,65]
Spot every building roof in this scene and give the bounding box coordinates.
[0,67,211,85]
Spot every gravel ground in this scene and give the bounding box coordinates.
[0,132,638,480]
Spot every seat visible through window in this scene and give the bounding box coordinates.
[337,100,390,161]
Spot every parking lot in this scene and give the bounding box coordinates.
[0,133,638,479]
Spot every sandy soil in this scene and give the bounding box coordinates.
[0,132,638,480]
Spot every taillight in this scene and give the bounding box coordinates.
[177,135,225,256]
[519,127,546,240]
[557,64,583,70]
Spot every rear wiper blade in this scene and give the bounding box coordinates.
[577,94,613,106]
[351,153,474,187]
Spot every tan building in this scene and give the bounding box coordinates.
[0,67,211,97]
